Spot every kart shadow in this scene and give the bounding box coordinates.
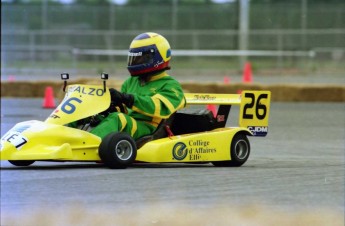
[0,162,215,170]
[0,162,105,170]
[132,162,214,168]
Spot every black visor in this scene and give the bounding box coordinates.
[128,48,155,66]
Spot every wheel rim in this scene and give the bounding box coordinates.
[234,139,249,160]
[114,140,133,161]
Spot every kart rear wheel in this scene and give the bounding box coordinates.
[8,160,35,167]
[99,132,137,169]
[212,133,250,167]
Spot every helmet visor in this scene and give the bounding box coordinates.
[128,47,155,66]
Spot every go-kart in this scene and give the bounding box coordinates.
[0,73,271,169]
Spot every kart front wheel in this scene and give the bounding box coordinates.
[8,160,35,167]
[99,132,137,169]
[212,133,250,167]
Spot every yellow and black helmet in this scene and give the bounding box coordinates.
[127,32,171,76]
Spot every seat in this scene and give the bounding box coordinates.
[135,113,176,149]
[170,109,216,135]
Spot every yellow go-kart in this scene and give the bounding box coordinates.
[0,74,271,169]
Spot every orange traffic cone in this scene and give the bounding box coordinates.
[206,104,217,118]
[42,86,56,108]
[242,62,253,83]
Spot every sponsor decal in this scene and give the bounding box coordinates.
[154,60,164,68]
[49,109,60,119]
[49,114,61,119]
[72,86,104,96]
[248,126,268,136]
[128,52,143,56]
[192,94,216,101]
[188,140,217,160]
[217,115,225,122]
[172,139,217,161]
[172,142,188,160]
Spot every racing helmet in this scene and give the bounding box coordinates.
[127,32,171,76]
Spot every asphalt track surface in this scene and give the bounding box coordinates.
[1,98,344,224]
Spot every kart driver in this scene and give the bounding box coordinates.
[73,32,186,140]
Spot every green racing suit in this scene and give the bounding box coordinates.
[89,71,186,140]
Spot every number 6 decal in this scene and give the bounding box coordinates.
[256,94,268,120]
[61,97,82,114]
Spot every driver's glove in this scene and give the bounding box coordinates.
[109,88,134,108]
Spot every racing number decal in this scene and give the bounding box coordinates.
[61,97,82,114]
[243,93,255,119]
[239,91,271,136]
[242,93,268,120]
[2,132,28,149]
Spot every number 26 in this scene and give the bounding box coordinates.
[243,93,268,120]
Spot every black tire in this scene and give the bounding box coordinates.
[98,132,137,169]
[212,133,250,167]
[8,160,35,167]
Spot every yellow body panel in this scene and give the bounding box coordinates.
[1,84,109,162]
[45,84,111,125]
[136,127,250,163]
[0,120,101,161]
